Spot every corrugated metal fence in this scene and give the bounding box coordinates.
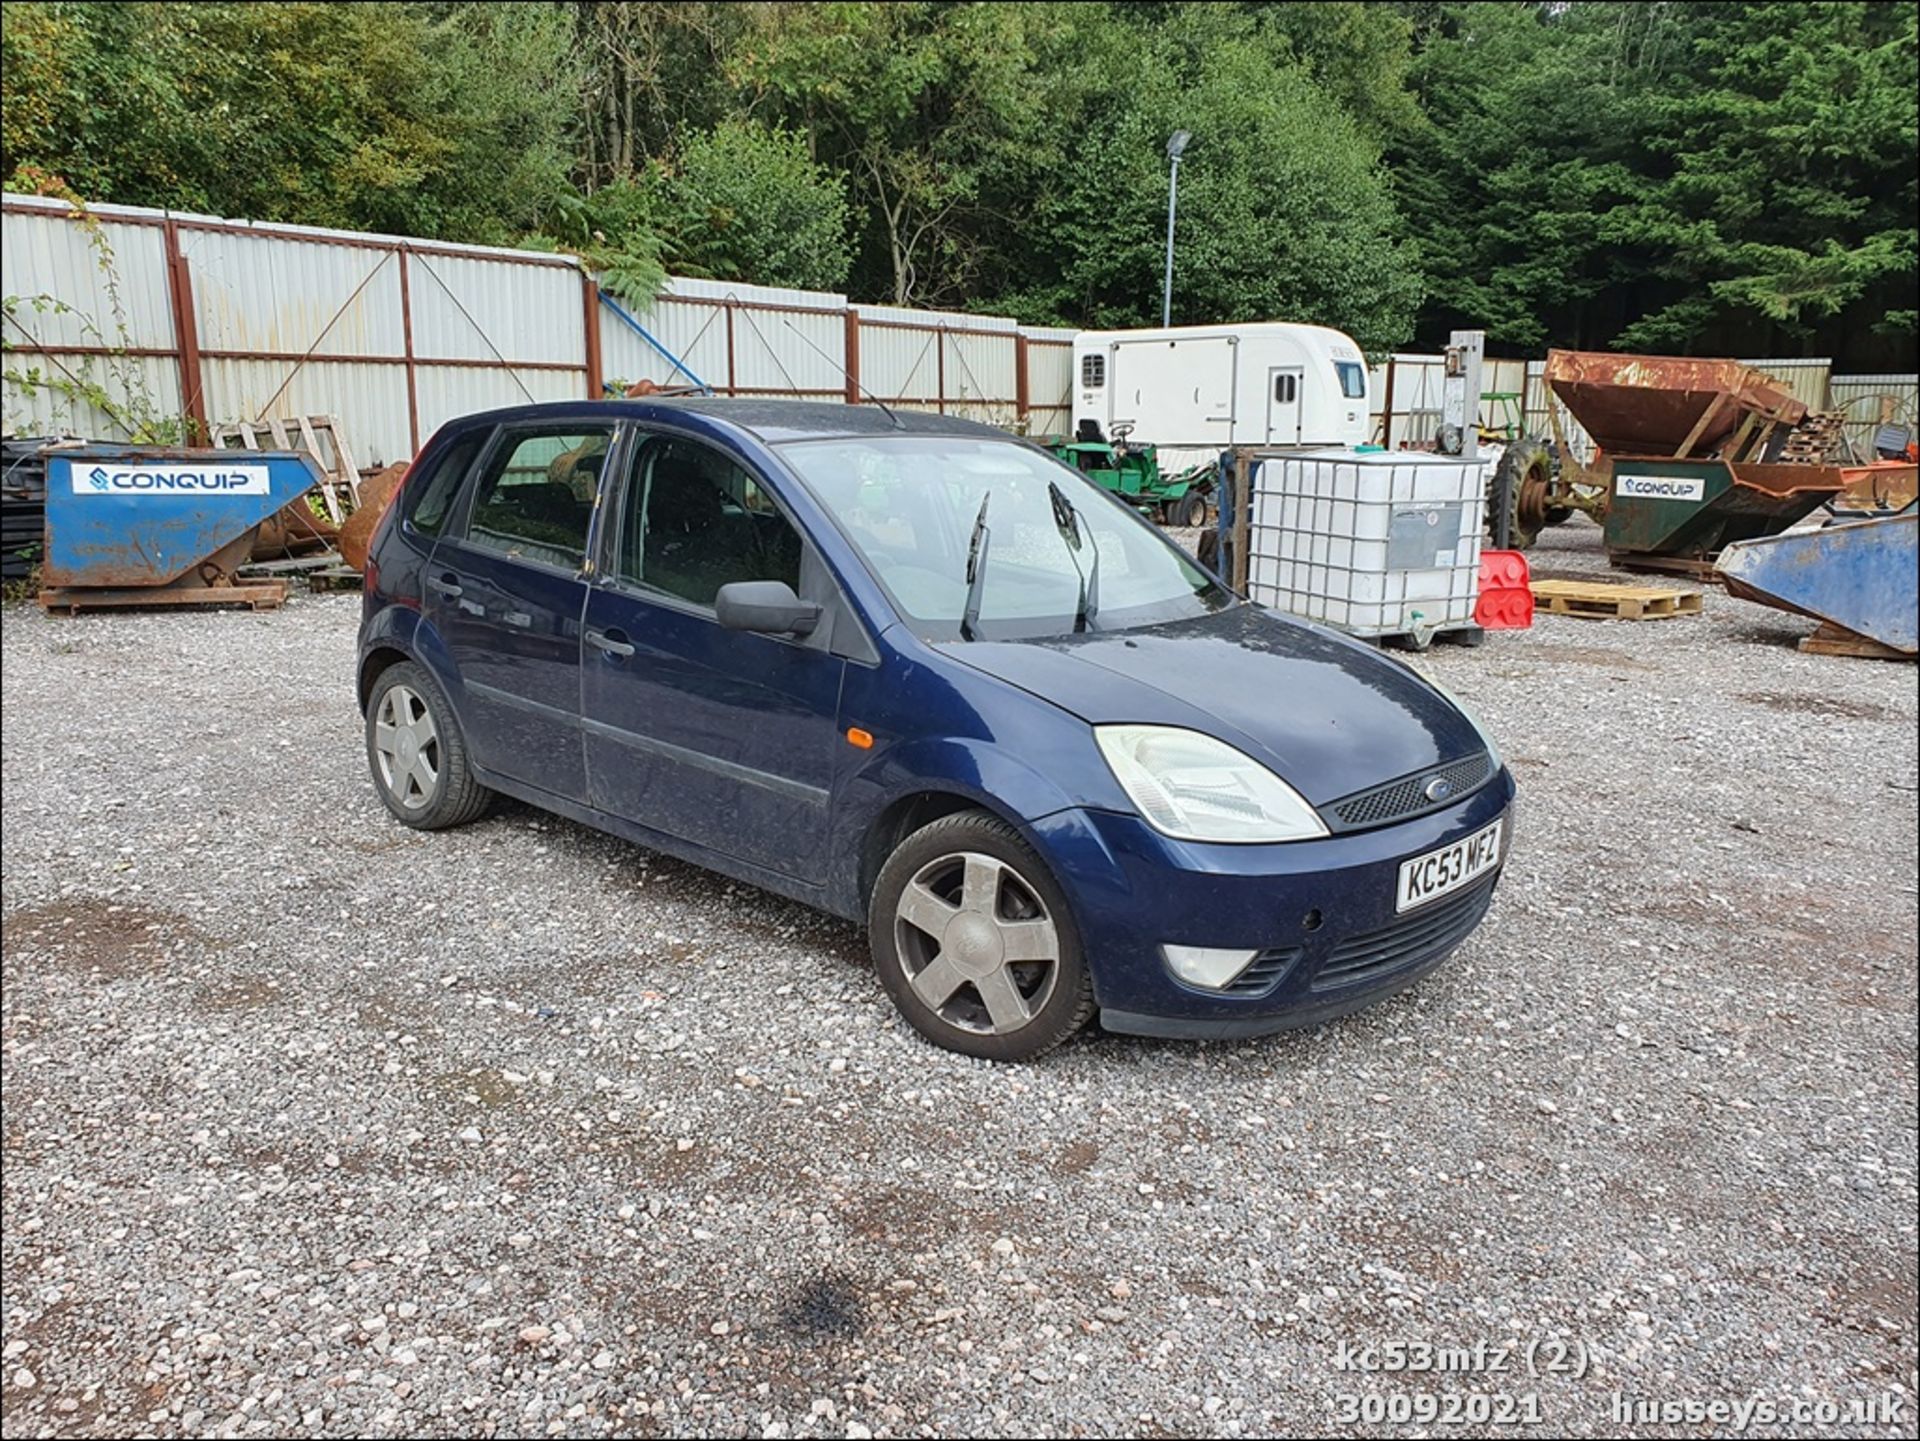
[8,192,1912,468]
[1375,352,1915,462]
[2,193,1077,465]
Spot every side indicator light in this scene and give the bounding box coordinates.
[846,727,875,750]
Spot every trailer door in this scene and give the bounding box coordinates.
[1266,368,1304,445]
[1110,336,1235,445]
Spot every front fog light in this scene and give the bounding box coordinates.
[1163,944,1260,990]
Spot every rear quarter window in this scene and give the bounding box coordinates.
[404,432,485,537]
[1335,362,1367,400]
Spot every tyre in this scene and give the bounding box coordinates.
[1171,489,1206,528]
[869,811,1094,1061]
[365,660,492,830]
[1487,437,1554,550]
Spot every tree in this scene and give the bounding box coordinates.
[657,120,853,291]
[731,1,1061,307]
[2,2,579,242]
[1397,1,1918,366]
[1611,1,1917,355]
[997,7,1424,354]
[563,2,748,189]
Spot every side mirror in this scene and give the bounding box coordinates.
[715,580,821,637]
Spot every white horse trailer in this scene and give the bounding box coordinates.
[1072,323,1371,467]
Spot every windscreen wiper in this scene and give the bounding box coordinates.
[959,493,992,641]
[1048,480,1101,631]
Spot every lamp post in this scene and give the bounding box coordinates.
[1162,130,1191,328]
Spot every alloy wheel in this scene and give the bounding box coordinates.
[373,684,440,811]
[893,851,1061,1035]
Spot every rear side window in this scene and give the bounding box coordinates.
[1335,361,1367,399]
[1081,354,1105,388]
[404,433,483,537]
[460,426,613,571]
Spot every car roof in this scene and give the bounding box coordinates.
[439,396,1016,446]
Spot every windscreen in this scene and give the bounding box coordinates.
[780,436,1234,642]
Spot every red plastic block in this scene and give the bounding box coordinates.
[1475,548,1534,630]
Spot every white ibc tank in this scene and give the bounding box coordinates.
[1247,450,1486,641]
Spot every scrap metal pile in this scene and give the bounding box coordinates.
[1537,349,1917,574]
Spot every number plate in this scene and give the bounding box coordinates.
[1396,818,1503,913]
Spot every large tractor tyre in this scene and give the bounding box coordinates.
[1487,437,1555,550]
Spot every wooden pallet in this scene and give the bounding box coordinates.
[1797,621,1914,661]
[305,565,364,593]
[1779,411,1848,465]
[1608,551,1723,583]
[209,414,361,523]
[1530,578,1703,620]
[236,550,344,578]
[39,581,288,614]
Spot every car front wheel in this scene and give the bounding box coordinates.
[869,811,1094,1061]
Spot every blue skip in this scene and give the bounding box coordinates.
[1715,511,1917,655]
[39,445,323,612]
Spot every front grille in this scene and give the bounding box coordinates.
[1328,753,1494,832]
[1309,877,1497,992]
[1227,945,1303,997]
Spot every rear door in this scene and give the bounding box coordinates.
[580,431,849,884]
[421,422,615,802]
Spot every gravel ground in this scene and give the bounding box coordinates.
[3,517,1915,1439]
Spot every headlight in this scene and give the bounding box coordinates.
[1094,725,1329,843]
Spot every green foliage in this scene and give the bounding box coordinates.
[655,121,853,291]
[993,6,1423,353]
[2,0,1914,366]
[1398,1,1917,364]
[732,1,1067,306]
[2,2,579,243]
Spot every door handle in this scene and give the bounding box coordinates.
[586,628,634,658]
[427,573,463,599]
[502,611,532,629]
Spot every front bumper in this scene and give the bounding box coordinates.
[1026,770,1515,1038]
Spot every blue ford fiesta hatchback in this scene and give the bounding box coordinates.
[357,399,1514,1060]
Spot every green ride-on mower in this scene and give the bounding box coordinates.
[1045,423,1217,527]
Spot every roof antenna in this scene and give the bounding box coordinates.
[781,316,905,429]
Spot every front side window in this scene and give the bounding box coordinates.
[1335,361,1367,400]
[781,436,1233,642]
[1081,354,1105,388]
[461,427,611,570]
[615,437,802,608]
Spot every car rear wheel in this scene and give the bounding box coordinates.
[870,811,1093,1061]
[366,660,491,830]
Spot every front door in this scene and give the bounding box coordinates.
[1266,367,1303,445]
[424,422,615,802]
[581,433,845,884]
